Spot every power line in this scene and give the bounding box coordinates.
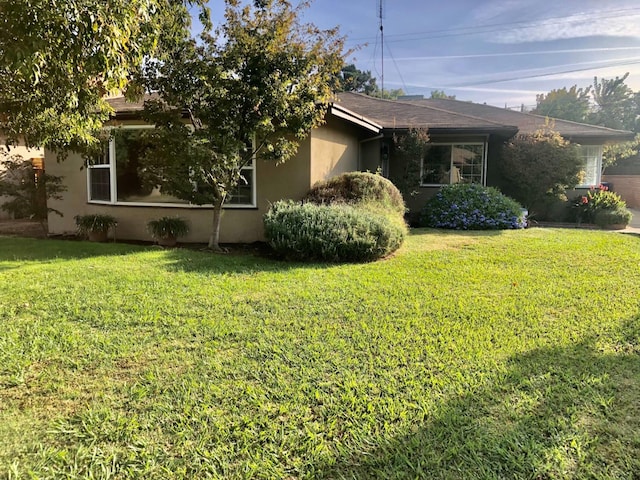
[383,38,409,94]
[345,7,640,45]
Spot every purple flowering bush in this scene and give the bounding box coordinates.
[421,184,527,230]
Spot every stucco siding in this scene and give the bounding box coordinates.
[46,135,313,243]
[310,117,360,186]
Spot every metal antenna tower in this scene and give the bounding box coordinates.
[378,0,384,97]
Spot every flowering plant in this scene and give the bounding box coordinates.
[421,184,526,230]
[572,184,627,224]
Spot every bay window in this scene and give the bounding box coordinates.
[87,126,256,207]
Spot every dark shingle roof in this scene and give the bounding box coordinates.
[403,97,634,141]
[106,93,160,114]
[334,92,516,134]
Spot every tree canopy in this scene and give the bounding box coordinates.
[334,64,379,95]
[532,85,591,123]
[0,0,207,150]
[140,0,345,250]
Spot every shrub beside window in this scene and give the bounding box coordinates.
[264,201,406,262]
[420,184,526,230]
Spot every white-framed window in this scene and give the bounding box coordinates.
[87,126,257,208]
[577,145,603,187]
[420,143,486,186]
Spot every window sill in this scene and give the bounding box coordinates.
[87,201,258,210]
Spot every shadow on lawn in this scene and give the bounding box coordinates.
[320,316,640,479]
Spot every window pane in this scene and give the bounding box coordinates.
[226,169,254,205]
[452,144,483,184]
[114,129,186,204]
[89,168,111,201]
[422,145,452,184]
[580,146,601,186]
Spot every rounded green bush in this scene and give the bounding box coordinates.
[305,172,405,217]
[421,183,526,230]
[264,200,407,262]
[594,207,632,228]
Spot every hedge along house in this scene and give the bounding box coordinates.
[334,92,635,217]
[45,95,382,243]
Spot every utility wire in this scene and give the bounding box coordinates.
[383,37,409,94]
[345,7,640,44]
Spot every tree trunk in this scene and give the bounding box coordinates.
[208,197,225,251]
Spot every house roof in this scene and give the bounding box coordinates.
[334,92,517,135]
[401,97,634,142]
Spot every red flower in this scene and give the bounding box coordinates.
[581,196,588,204]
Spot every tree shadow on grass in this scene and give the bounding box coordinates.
[320,316,640,479]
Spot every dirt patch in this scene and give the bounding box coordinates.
[0,220,48,238]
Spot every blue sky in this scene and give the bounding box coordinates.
[199,0,640,109]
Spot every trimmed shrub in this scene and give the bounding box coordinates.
[421,184,526,230]
[264,201,407,262]
[305,172,405,217]
[594,207,632,228]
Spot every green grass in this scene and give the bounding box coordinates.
[1,229,638,479]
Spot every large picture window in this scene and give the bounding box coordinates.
[87,127,256,208]
[578,145,603,187]
[420,143,485,186]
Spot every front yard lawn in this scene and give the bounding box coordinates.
[1,229,639,479]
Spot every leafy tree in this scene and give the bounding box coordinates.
[498,122,583,216]
[334,64,379,95]
[390,128,430,198]
[0,153,66,226]
[140,0,344,250]
[589,73,637,131]
[0,0,207,150]
[371,88,406,100]
[532,85,591,123]
[602,134,640,172]
[430,90,456,100]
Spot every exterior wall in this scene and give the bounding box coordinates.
[309,117,361,185]
[360,139,382,173]
[46,136,313,243]
[0,141,44,220]
[389,134,491,223]
[602,175,640,208]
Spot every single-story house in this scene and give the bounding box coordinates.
[45,92,633,242]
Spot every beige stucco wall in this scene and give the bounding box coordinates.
[46,136,312,243]
[309,117,361,186]
[0,141,45,220]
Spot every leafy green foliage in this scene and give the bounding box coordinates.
[147,216,190,240]
[264,200,406,262]
[74,214,117,233]
[0,153,65,220]
[429,90,456,99]
[590,73,638,132]
[141,0,345,249]
[532,85,591,123]
[603,134,640,172]
[389,128,430,199]
[333,64,379,95]
[594,207,632,228]
[572,185,631,226]
[1,230,639,478]
[305,172,406,217]
[0,0,206,150]
[498,124,583,216]
[421,183,526,230]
